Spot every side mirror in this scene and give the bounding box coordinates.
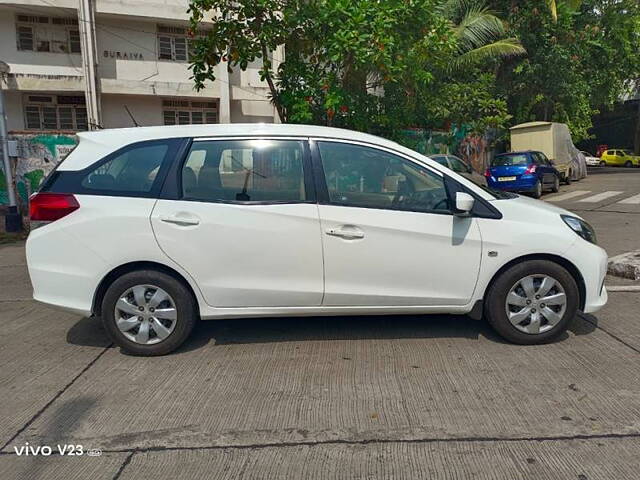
[455,192,475,216]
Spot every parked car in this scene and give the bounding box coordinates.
[27,125,608,355]
[485,151,561,199]
[599,149,640,167]
[430,154,487,186]
[581,151,601,167]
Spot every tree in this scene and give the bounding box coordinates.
[440,0,525,72]
[492,0,640,141]
[546,0,582,22]
[188,0,455,132]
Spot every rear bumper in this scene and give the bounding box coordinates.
[487,176,538,192]
[26,226,103,317]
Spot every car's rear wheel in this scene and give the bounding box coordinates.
[101,270,197,356]
[485,260,579,344]
[624,160,633,168]
[551,176,560,193]
[564,172,572,185]
[531,180,542,199]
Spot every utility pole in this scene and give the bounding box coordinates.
[78,0,101,129]
[0,61,21,232]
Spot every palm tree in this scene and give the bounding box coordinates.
[546,0,583,22]
[440,0,526,72]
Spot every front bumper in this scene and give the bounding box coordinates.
[564,239,609,314]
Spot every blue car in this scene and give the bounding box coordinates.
[485,151,561,198]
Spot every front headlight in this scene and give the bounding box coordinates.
[561,215,597,244]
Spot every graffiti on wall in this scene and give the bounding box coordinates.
[458,135,489,173]
[0,134,77,205]
[398,126,492,173]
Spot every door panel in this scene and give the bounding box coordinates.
[152,201,323,307]
[319,205,482,305]
[152,138,324,308]
[314,140,482,306]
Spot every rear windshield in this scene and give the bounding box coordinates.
[492,154,529,166]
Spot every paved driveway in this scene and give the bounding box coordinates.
[1,169,640,479]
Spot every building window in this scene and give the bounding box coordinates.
[16,15,81,54]
[24,95,88,130]
[157,25,189,62]
[162,100,218,125]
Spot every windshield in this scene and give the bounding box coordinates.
[492,154,529,166]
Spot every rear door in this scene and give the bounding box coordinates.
[151,137,324,308]
[312,140,482,306]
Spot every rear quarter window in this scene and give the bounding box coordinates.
[43,138,184,198]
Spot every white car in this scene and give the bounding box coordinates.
[26,124,608,355]
[581,151,601,167]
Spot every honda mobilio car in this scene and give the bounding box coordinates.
[26,125,608,355]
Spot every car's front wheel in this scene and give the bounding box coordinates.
[599,160,606,167]
[624,160,633,168]
[485,260,579,344]
[101,270,198,355]
[551,176,560,193]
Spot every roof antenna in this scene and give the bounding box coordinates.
[124,105,140,127]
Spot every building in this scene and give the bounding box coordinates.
[0,0,281,133]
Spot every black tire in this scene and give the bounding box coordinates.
[599,160,606,167]
[101,270,198,356]
[485,260,579,345]
[624,160,632,168]
[551,175,560,193]
[563,173,572,185]
[531,180,542,199]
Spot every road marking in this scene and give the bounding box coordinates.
[607,285,640,292]
[546,190,591,202]
[577,191,624,203]
[617,193,640,205]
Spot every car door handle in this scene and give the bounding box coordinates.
[325,227,364,239]
[160,215,200,227]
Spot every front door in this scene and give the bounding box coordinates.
[151,138,324,308]
[313,140,482,306]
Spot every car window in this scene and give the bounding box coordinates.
[430,155,449,167]
[182,139,307,203]
[81,143,169,192]
[492,154,529,166]
[318,141,450,214]
[537,152,550,165]
[447,156,470,173]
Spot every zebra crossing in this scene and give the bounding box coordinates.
[546,190,640,204]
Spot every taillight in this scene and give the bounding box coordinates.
[484,168,491,178]
[524,164,537,174]
[30,193,79,222]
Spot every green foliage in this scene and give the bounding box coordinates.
[492,0,640,141]
[187,0,640,145]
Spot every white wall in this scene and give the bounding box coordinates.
[101,94,163,128]
[4,91,26,131]
[0,8,84,79]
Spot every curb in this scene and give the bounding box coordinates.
[608,250,640,281]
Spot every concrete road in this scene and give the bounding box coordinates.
[1,169,639,479]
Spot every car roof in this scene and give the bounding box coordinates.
[495,150,536,156]
[77,123,395,149]
[64,123,418,170]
